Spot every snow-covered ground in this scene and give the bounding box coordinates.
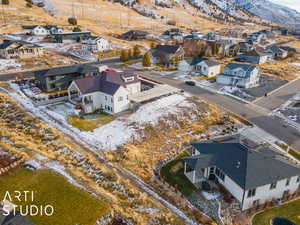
[8,83,196,150]
[0,59,23,72]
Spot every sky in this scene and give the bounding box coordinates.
[270,0,300,12]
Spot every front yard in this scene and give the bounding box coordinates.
[252,198,300,225]
[67,112,115,131]
[0,168,109,225]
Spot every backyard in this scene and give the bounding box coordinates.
[67,112,116,131]
[252,199,300,225]
[160,151,221,222]
[0,168,109,225]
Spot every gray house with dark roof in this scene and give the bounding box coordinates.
[183,135,300,210]
[216,63,260,88]
[149,45,184,67]
[32,63,104,91]
[68,70,141,114]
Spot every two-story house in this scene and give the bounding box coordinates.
[191,58,221,77]
[216,63,260,88]
[22,25,64,36]
[82,36,110,53]
[183,135,300,211]
[68,70,141,114]
[0,40,44,59]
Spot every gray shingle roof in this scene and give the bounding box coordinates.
[0,40,40,50]
[74,70,140,95]
[153,45,181,54]
[225,63,257,72]
[184,140,300,190]
[190,58,220,67]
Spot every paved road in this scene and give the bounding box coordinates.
[141,72,300,152]
[253,78,300,110]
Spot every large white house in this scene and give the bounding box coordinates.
[183,135,300,211]
[217,63,260,88]
[82,36,110,53]
[191,58,221,77]
[68,70,141,114]
[29,25,64,36]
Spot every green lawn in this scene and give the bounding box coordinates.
[252,199,300,225]
[67,112,115,131]
[160,151,198,197]
[0,168,109,225]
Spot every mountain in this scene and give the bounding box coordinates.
[230,0,300,28]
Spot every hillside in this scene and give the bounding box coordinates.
[0,0,269,48]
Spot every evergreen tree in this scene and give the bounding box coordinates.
[68,17,77,25]
[133,45,141,57]
[142,52,151,67]
[2,0,9,5]
[120,49,129,62]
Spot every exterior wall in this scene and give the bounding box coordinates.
[217,174,245,205]
[126,82,141,95]
[242,176,300,210]
[32,26,50,36]
[178,61,192,72]
[0,47,44,59]
[113,87,131,113]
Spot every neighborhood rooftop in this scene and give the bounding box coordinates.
[190,58,220,66]
[225,63,257,72]
[74,70,139,95]
[184,139,300,190]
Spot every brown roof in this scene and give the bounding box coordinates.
[74,70,140,95]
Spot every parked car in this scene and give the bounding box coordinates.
[185,81,196,86]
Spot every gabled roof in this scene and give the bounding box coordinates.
[243,49,268,57]
[0,40,40,50]
[183,139,300,190]
[153,45,181,54]
[22,25,58,30]
[74,70,140,95]
[225,63,257,72]
[191,58,220,67]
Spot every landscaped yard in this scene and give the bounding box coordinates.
[161,151,198,196]
[67,112,115,131]
[252,199,300,225]
[0,168,109,225]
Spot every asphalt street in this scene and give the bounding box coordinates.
[141,72,300,153]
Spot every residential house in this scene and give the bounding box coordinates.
[248,32,266,45]
[0,40,43,59]
[31,63,106,91]
[203,32,220,41]
[183,135,300,211]
[236,49,269,64]
[149,45,184,67]
[178,59,192,73]
[53,32,91,43]
[22,25,63,36]
[68,70,141,114]
[238,42,254,54]
[120,30,149,40]
[191,58,221,77]
[217,63,260,88]
[266,46,288,59]
[82,36,110,53]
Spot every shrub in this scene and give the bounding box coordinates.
[73,27,81,32]
[26,2,32,7]
[68,17,77,25]
[2,0,9,4]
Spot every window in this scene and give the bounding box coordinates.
[118,96,123,102]
[270,182,277,190]
[286,178,290,186]
[215,168,225,181]
[209,167,215,174]
[297,176,300,183]
[247,189,256,198]
[215,168,220,177]
[253,200,259,206]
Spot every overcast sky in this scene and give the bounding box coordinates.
[270,0,300,12]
